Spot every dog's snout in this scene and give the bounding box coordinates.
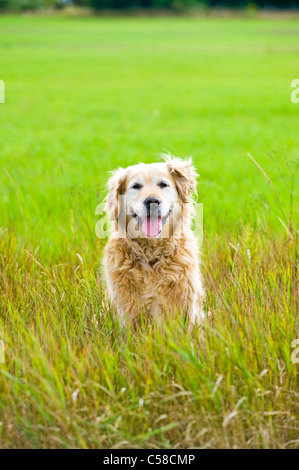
[143,197,160,208]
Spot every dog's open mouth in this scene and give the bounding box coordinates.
[132,212,170,238]
[141,216,162,238]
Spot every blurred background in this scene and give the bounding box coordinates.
[0,3,298,260]
[1,1,299,13]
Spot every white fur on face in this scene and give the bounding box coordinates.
[123,162,180,238]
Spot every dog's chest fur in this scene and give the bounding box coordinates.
[104,232,204,324]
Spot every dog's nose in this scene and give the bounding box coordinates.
[143,197,160,209]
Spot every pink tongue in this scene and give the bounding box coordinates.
[142,216,162,237]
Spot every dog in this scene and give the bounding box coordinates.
[103,155,206,329]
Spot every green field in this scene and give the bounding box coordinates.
[0,15,298,448]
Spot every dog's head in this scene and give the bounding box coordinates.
[105,155,198,239]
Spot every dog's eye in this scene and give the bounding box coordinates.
[132,183,141,190]
[158,181,169,188]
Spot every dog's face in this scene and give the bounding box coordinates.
[105,156,198,239]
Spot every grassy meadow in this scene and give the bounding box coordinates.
[0,14,298,448]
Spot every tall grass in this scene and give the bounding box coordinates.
[0,187,298,448]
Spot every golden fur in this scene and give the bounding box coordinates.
[103,155,205,328]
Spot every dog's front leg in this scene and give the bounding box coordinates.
[188,300,206,331]
[108,285,144,329]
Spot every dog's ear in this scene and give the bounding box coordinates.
[105,167,127,221]
[166,156,198,202]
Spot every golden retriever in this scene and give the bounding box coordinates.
[103,155,205,328]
